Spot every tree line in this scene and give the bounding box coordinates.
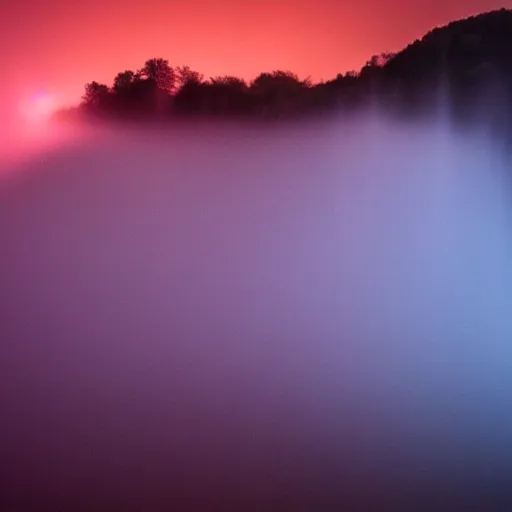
[65,9,512,130]
[79,56,382,120]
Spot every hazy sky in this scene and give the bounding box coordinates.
[1,0,512,107]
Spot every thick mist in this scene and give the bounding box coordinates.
[1,115,512,511]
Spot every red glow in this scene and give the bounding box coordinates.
[1,0,512,107]
[18,91,58,125]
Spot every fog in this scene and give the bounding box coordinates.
[1,115,512,511]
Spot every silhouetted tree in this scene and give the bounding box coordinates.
[250,71,308,116]
[173,80,206,115]
[113,70,137,92]
[82,81,110,107]
[210,76,247,88]
[175,66,204,90]
[139,58,175,92]
[251,70,305,92]
[206,76,252,115]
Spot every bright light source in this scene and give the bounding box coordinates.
[18,91,58,127]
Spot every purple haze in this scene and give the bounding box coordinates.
[1,116,512,511]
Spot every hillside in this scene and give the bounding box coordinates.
[371,8,512,122]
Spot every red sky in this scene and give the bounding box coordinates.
[2,0,512,108]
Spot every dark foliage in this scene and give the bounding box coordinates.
[62,9,512,133]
